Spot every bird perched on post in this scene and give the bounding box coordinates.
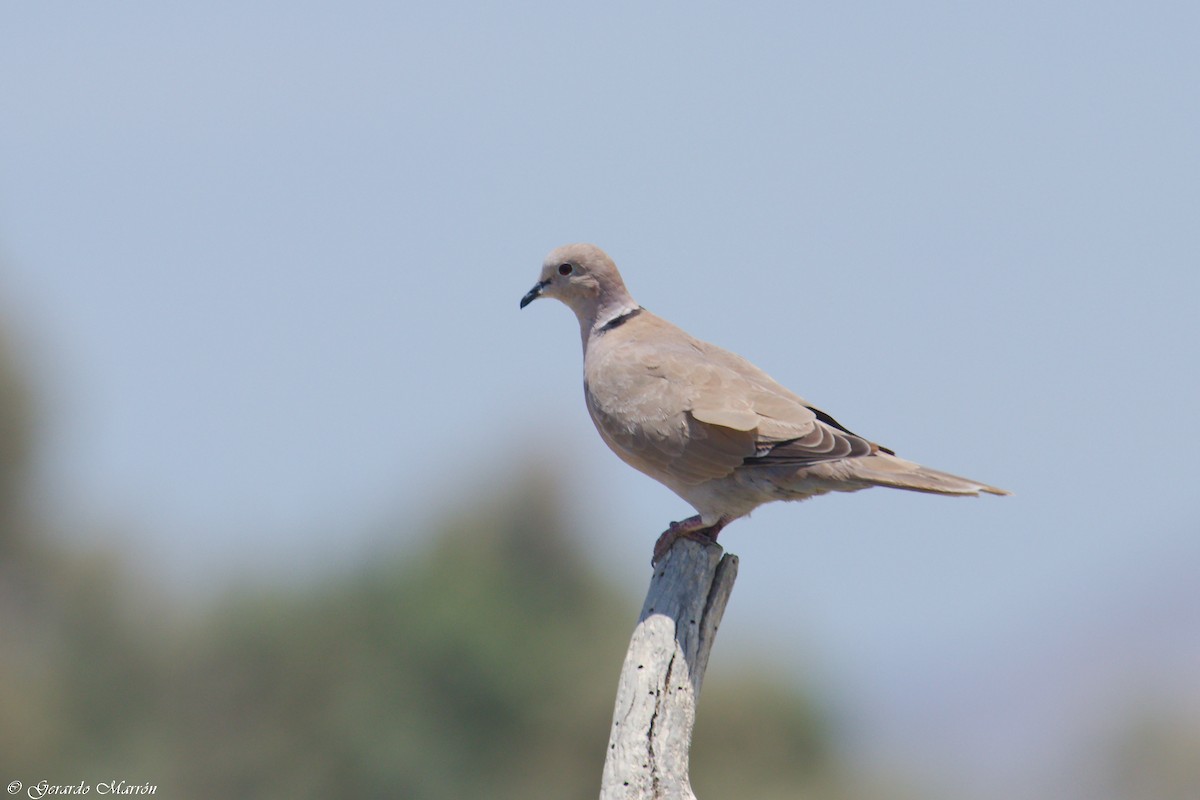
[521,243,1009,564]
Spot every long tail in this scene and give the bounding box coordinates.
[839,452,1010,496]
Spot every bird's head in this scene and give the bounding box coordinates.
[520,243,636,329]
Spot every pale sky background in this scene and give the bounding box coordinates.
[2,3,1198,798]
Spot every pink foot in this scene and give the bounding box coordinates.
[651,515,727,566]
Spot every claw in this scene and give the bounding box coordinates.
[651,515,727,566]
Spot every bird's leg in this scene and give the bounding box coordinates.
[651,515,728,566]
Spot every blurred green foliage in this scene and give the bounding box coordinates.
[1,314,1194,800]
[0,319,859,799]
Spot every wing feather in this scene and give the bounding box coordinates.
[583,311,886,486]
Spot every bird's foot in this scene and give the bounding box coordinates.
[651,515,726,567]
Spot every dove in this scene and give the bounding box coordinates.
[521,243,1008,564]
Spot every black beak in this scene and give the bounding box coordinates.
[520,280,548,309]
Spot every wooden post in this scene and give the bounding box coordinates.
[600,537,739,800]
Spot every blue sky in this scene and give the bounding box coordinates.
[2,3,1198,796]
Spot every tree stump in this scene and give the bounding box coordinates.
[600,537,739,800]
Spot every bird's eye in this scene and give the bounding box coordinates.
[558,263,573,276]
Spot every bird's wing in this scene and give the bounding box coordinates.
[584,312,880,486]
[689,341,878,467]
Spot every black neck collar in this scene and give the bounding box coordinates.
[596,306,643,333]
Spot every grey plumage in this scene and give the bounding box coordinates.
[521,243,1007,555]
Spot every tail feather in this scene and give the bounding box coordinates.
[842,453,1011,497]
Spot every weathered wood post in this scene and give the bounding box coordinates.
[600,537,739,800]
